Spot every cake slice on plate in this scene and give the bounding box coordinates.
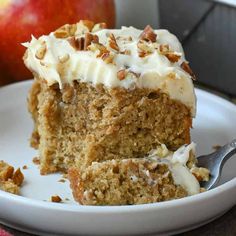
[22,21,209,205]
[24,21,196,175]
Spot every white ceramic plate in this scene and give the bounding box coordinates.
[0,81,235,236]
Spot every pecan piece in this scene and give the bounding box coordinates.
[88,42,109,57]
[109,33,119,52]
[68,37,85,51]
[159,44,170,53]
[92,22,107,32]
[80,20,95,32]
[54,24,76,38]
[139,25,157,42]
[159,44,181,63]
[137,40,152,57]
[84,33,99,50]
[117,69,127,80]
[51,195,62,203]
[12,168,24,186]
[101,52,114,64]
[165,53,181,63]
[181,62,196,80]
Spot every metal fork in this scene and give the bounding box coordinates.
[197,139,236,190]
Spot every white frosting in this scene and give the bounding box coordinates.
[23,25,196,116]
[149,142,200,195]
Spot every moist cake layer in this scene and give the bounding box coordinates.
[28,79,192,174]
[23,21,196,116]
[68,143,209,205]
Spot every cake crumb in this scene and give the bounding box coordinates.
[0,161,24,195]
[212,145,222,151]
[32,157,40,165]
[58,179,66,183]
[23,165,28,170]
[12,168,24,186]
[51,195,62,203]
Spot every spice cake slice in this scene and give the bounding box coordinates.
[68,143,209,205]
[24,20,196,174]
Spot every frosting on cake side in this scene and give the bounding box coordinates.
[23,21,196,116]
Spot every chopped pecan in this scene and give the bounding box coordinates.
[117,69,127,80]
[101,52,114,64]
[84,33,99,50]
[181,62,196,80]
[139,25,157,42]
[137,40,152,57]
[35,42,46,60]
[88,42,109,57]
[12,168,24,186]
[80,20,95,32]
[51,195,62,203]
[54,24,77,38]
[109,33,119,52]
[159,44,170,54]
[165,53,181,63]
[159,44,181,63]
[92,22,107,32]
[68,37,85,51]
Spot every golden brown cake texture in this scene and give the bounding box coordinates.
[69,158,187,205]
[68,144,209,205]
[25,21,196,175]
[0,161,24,195]
[28,79,191,174]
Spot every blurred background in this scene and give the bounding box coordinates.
[0,0,235,99]
[116,0,236,98]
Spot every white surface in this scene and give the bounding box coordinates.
[0,81,235,236]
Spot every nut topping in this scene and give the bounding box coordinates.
[137,40,153,57]
[80,20,95,32]
[101,52,114,64]
[117,69,127,80]
[88,42,109,57]
[159,44,181,63]
[54,24,77,38]
[109,33,119,52]
[84,33,99,49]
[92,22,107,32]
[139,25,157,42]
[12,168,24,186]
[181,62,196,80]
[51,195,62,203]
[165,53,181,63]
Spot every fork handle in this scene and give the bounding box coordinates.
[214,139,236,165]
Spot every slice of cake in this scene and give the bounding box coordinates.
[68,143,209,205]
[24,21,196,175]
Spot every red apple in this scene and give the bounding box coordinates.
[0,0,115,85]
